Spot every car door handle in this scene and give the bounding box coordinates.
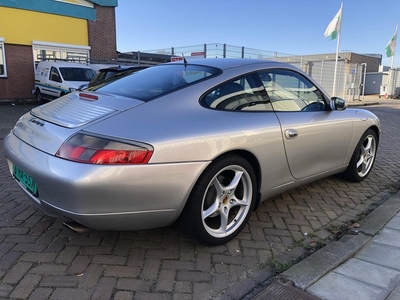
[285,129,298,139]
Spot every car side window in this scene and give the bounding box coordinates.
[202,74,273,111]
[50,67,61,83]
[258,70,326,112]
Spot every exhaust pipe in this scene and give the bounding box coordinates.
[63,221,91,234]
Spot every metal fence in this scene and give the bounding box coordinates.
[148,43,294,60]
[273,55,365,101]
[387,68,400,98]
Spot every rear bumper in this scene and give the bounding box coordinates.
[4,132,209,231]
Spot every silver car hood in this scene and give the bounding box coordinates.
[12,92,144,155]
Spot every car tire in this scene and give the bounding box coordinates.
[341,129,378,182]
[35,89,43,105]
[178,154,257,245]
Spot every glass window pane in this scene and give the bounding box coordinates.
[90,64,220,101]
[33,46,89,65]
[0,42,6,76]
[259,70,326,112]
[202,74,273,111]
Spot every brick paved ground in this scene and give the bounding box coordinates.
[0,101,399,300]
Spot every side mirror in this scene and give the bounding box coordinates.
[78,84,88,91]
[330,97,347,111]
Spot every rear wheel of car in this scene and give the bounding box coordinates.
[35,88,43,105]
[178,154,257,245]
[342,129,378,182]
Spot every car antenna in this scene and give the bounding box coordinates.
[182,53,188,68]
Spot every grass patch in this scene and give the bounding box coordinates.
[266,256,295,275]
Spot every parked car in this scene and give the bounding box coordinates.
[34,61,96,103]
[84,65,149,89]
[4,58,380,245]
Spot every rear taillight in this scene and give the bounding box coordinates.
[79,93,98,101]
[56,133,153,164]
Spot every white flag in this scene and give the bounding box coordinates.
[324,7,342,40]
[386,27,398,57]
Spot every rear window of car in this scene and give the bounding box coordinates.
[88,64,221,101]
[59,67,96,81]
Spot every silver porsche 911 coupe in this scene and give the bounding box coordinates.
[4,58,380,245]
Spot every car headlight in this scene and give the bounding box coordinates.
[56,133,153,164]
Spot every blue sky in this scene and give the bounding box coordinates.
[115,0,400,67]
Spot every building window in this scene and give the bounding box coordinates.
[0,38,6,77]
[32,41,90,68]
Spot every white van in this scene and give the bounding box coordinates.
[34,61,96,103]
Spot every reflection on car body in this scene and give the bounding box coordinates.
[4,58,380,245]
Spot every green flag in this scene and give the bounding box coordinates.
[324,7,342,40]
[385,27,398,57]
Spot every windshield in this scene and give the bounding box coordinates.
[60,67,96,81]
[87,64,220,101]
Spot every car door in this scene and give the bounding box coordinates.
[258,69,353,180]
[201,73,295,194]
[44,67,63,98]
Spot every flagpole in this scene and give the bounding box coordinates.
[390,24,398,69]
[332,2,343,96]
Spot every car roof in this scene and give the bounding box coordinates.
[98,65,149,73]
[38,61,94,68]
[166,58,292,70]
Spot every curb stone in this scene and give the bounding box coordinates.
[280,191,400,290]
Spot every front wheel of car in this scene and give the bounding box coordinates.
[342,129,378,182]
[178,154,257,245]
